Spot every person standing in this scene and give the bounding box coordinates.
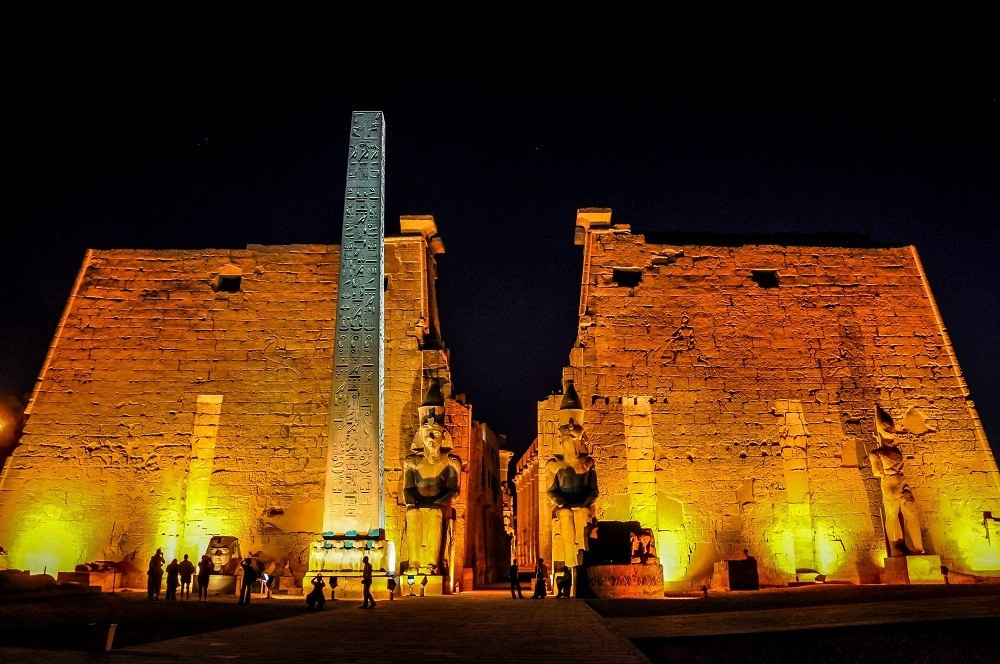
[359,555,375,609]
[165,558,180,600]
[147,548,165,600]
[532,557,548,599]
[238,556,258,605]
[509,559,524,598]
[197,554,214,601]
[178,554,196,601]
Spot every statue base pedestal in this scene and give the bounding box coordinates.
[306,530,391,577]
[400,573,448,596]
[881,555,944,585]
[207,575,238,596]
[580,563,664,598]
[301,573,450,600]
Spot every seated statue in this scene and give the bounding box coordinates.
[400,379,462,575]
[869,404,925,556]
[205,536,241,575]
[546,380,599,567]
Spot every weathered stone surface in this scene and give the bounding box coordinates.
[584,563,665,598]
[520,213,1000,590]
[0,236,505,587]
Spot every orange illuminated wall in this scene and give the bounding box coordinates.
[518,209,1000,589]
[0,227,501,583]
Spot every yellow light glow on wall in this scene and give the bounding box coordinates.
[656,530,688,582]
[9,505,86,574]
[765,525,797,575]
[814,528,851,576]
[948,514,1000,571]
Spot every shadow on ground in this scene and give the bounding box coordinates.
[632,617,1000,664]
[588,583,1000,664]
[0,590,313,651]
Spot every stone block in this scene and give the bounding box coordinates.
[906,554,944,584]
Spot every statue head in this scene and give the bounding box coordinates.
[207,536,240,572]
[413,378,453,456]
[557,380,586,457]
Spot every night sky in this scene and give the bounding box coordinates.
[1,12,996,460]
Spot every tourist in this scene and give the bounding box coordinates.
[532,556,548,599]
[509,559,524,599]
[164,557,180,600]
[306,574,326,610]
[196,554,214,601]
[178,554,196,600]
[147,547,165,600]
[360,555,375,608]
[238,556,258,605]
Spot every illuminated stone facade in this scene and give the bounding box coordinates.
[0,223,507,588]
[517,209,1000,590]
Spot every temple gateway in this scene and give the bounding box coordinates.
[0,116,997,597]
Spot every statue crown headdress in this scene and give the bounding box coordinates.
[874,403,896,441]
[558,380,585,428]
[418,378,446,423]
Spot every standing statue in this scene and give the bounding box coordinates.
[869,403,925,556]
[400,378,462,575]
[546,380,599,567]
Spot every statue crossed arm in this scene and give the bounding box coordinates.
[546,447,598,567]
[403,450,460,508]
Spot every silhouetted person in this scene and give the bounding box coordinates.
[509,560,524,598]
[532,557,548,599]
[147,548,165,600]
[360,555,375,608]
[238,556,258,605]
[178,554,195,600]
[556,566,573,598]
[197,554,214,601]
[165,558,180,600]
[306,574,326,610]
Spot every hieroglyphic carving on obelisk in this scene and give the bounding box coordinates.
[324,111,385,534]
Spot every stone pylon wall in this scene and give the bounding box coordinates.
[0,237,462,578]
[545,221,1000,588]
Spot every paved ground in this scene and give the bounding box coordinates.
[0,582,998,663]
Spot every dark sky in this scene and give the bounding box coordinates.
[1,10,996,460]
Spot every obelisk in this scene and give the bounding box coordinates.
[324,111,385,535]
